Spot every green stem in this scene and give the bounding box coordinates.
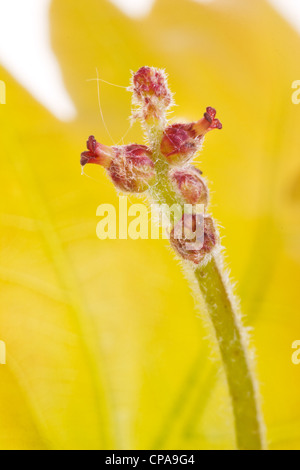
[147,124,265,450]
[195,257,265,450]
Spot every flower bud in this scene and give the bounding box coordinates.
[160,107,222,165]
[109,144,156,193]
[170,166,208,206]
[131,66,173,121]
[170,215,218,264]
[81,137,156,193]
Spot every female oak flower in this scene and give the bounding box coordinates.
[81,137,156,193]
[109,145,156,193]
[170,215,218,265]
[160,107,222,165]
[170,166,208,206]
[131,66,173,122]
[132,66,171,104]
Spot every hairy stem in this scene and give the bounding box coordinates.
[147,124,265,451]
[195,257,265,450]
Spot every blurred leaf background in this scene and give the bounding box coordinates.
[0,0,300,450]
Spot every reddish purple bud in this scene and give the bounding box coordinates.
[160,107,222,165]
[170,215,218,265]
[80,136,114,168]
[131,67,173,122]
[81,138,156,193]
[132,67,172,106]
[109,144,156,193]
[170,167,208,206]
